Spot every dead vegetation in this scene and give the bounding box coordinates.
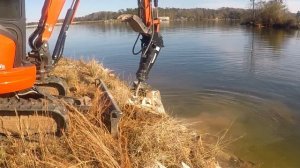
[0,59,238,167]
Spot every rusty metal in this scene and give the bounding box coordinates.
[95,79,122,137]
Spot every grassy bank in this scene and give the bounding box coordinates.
[0,59,252,167]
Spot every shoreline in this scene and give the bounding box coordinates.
[0,58,255,167]
[27,19,300,31]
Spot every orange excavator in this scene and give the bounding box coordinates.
[0,0,82,135]
[0,0,163,135]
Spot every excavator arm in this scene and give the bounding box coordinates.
[29,0,66,50]
[136,0,164,80]
[28,0,80,78]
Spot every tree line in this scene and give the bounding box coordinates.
[74,2,299,29]
[74,7,249,22]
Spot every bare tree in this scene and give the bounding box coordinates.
[250,0,255,21]
[297,11,300,24]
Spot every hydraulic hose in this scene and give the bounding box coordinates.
[132,33,142,55]
[154,0,158,7]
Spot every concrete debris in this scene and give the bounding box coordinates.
[144,90,165,114]
[215,162,222,168]
[153,161,192,168]
[108,73,116,78]
[181,162,191,168]
[128,87,166,114]
[103,68,114,74]
[155,161,167,168]
[101,67,115,78]
[79,96,92,106]
[139,90,166,114]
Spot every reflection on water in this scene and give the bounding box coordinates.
[166,89,299,167]
[258,28,297,49]
[27,21,300,167]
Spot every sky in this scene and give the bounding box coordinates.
[26,0,300,22]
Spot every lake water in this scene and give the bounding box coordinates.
[27,22,300,167]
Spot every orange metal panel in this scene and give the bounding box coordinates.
[0,34,16,70]
[42,0,66,41]
[0,66,36,94]
[153,19,160,32]
[142,0,160,32]
[143,0,152,27]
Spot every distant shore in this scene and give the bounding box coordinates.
[26,19,122,28]
[240,21,300,30]
[26,19,300,31]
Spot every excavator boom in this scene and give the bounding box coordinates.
[41,0,66,43]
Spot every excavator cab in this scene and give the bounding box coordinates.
[0,0,36,94]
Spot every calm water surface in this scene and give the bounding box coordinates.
[27,22,300,167]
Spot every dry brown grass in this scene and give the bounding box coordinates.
[0,59,231,168]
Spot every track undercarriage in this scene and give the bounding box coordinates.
[0,77,122,137]
[0,96,67,136]
[0,77,89,136]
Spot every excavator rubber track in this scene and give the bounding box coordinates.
[0,96,68,136]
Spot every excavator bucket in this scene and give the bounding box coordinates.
[118,14,150,34]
